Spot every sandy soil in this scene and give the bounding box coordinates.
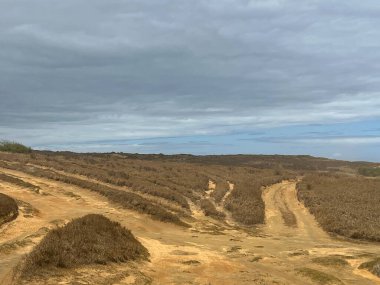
[0,168,379,284]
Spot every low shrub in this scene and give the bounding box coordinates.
[0,192,18,226]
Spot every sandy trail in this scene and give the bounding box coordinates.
[214,181,236,226]
[261,180,380,285]
[221,181,234,205]
[0,168,379,284]
[262,181,329,242]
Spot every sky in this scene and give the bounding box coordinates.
[1,0,380,161]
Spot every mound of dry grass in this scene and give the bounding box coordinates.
[211,180,230,203]
[199,199,225,220]
[21,214,149,277]
[298,174,380,241]
[0,192,18,226]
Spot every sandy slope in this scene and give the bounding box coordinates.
[0,167,379,284]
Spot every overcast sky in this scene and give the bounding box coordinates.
[1,0,380,161]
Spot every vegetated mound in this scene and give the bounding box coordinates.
[199,199,225,220]
[359,258,380,278]
[21,214,149,277]
[298,174,380,241]
[0,192,18,226]
[0,140,31,153]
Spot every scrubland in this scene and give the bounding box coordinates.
[298,173,380,241]
[0,152,295,226]
[1,146,380,284]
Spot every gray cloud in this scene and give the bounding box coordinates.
[1,0,380,148]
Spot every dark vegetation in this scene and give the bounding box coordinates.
[0,173,40,193]
[21,214,148,277]
[311,256,349,267]
[0,141,31,153]
[359,167,380,177]
[0,192,18,225]
[359,257,380,278]
[298,173,380,241]
[296,267,342,285]
[199,199,225,220]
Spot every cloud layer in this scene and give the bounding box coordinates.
[1,0,380,159]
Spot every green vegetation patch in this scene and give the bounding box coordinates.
[296,267,342,284]
[359,167,380,177]
[359,257,380,277]
[21,214,149,277]
[0,141,31,153]
[312,256,349,267]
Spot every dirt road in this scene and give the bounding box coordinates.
[0,168,379,284]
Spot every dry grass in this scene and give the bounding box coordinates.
[1,151,375,229]
[211,180,230,203]
[0,160,187,226]
[199,199,225,220]
[224,174,293,225]
[311,256,349,267]
[21,214,149,277]
[0,173,40,193]
[296,267,342,284]
[0,152,296,226]
[298,173,380,241]
[0,192,18,225]
[359,257,380,278]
